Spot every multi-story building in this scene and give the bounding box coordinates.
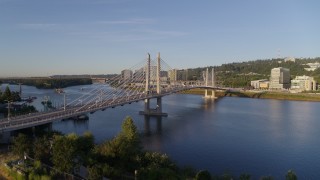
[250,79,269,89]
[121,69,133,80]
[291,75,317,91]
[269,67,291,89]
[168,69,177,82]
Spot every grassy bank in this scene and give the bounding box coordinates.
[0,151,18,180]
[183,89,320,102]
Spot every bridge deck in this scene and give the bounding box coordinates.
[0,86,226,132]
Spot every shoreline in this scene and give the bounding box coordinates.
[181,89,320,102]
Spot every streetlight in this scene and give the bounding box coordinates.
[5,100,12,121]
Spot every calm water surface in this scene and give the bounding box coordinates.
[2,84,320,179]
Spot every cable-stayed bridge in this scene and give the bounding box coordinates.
[0,53,224,132]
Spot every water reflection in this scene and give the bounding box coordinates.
[144,116,162,136]
[202,98,218,110]
[73,118,89,130]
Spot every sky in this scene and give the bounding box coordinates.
[0,0,319,77]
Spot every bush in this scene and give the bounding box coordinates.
[195,170,211,180]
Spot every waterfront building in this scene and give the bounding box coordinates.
[259,81,269,89]
[250,79,269,89]
[291,75,317,91]
[269,67,291,89]
[121,69,133,80]
[168,69,177,82]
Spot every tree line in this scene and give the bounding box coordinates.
[185,57,320,87]
[1,78,92,89]
[8,116,298,180]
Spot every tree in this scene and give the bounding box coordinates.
[240,173,251,180]
[88,164,103,180]
[260,176,274,180]
[52,134,78,173]
[33,136,51,163]
[77,131,95,164]
[195,170,211,180]
[286,170,297,180]
[2,86,12,101]
[96,116,142,176]
[13,133,32,158]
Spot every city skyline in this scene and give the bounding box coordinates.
[1,0,320,77]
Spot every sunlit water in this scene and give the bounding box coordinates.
[2,84,320,179]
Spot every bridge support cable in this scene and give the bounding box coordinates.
[0,53,226,132]
[70,59,149,111]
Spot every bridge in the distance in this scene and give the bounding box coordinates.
[0,53,225,132]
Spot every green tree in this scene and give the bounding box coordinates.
[77,131,95,164]
[12,133,32,158]
[286,170,297,180]
[98,117,141,170]
[140,152,176,170]
[2,86,12,101]
[52,134,78,173]
[239,173,251,180]
[88,164,103,180]
[33,136,51,163]
[195,170,211,180]
[260,176,274,180]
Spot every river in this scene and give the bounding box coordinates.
[1,83,320,179]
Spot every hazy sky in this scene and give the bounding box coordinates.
[0,0,319,77]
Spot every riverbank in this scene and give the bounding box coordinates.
[0,77,92,89]
[183,88,320,102]
[0,150,17,180]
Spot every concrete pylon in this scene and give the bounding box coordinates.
[157,52,161,94]
[140,53,167,117]
[144,53,151,113]
[204,68,217,99]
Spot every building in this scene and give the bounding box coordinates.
[259,81,270,89]
[168,69,177,82]
[269,67,291,89]
[121,69,133,80]
[250,79,269,89]
[284,57,295,63]
[291,75,317,91]
[304,62,320,71]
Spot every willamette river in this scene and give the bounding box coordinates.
[1,84,320,179]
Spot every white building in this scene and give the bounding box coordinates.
[284,57,295,63]
[269,67,291,89]
[291,75,317,91]
[250,79,269,89]
[304,62,320,71]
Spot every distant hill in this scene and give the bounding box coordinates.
[186,57,320,87]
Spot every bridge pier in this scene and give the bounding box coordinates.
[204,89,217,99]
[139,98,167,116]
